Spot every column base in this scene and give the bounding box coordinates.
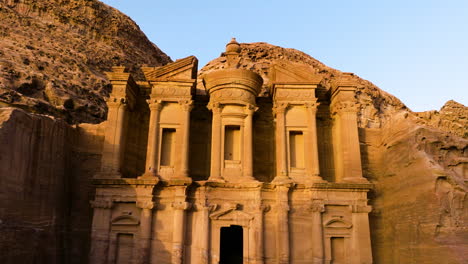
[306,175,327,184]
[207,176,225,183]
[138,172,160,180]
[272,175,293,185]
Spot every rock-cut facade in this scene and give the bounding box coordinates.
[89,39,374,264]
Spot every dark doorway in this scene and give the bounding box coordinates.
[220,225,243,264]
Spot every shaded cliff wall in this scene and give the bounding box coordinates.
[362,112,468,264]
[0,107,103,264]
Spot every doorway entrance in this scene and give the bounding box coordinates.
[220,225,243,264]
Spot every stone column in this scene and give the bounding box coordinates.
[275,185,291,264]
[250,203,269,264]
[198,202,217,264]
[243,104,257,181]
[178,100,194,180]
[350,204,373,264]
[331,87,367,183]
[273,103,290,183]
[305,102,324,182]
[310,202,325,264]
[172,186,190,264]
[208,102,224,181]
[100,99,127,177]
[136,201,154,264]
[143,99,163,177]
[89,199,113,264]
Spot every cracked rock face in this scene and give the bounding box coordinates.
[0,0,171,124]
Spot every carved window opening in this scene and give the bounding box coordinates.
[116,233,134,264]
[160,128,176,166]
[289,131,304,168]
[220,225,243,264]
[224,126,241,161]
[331,237,345,264]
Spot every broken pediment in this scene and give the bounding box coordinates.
[210,205,254,222]
[270,62,322,84]
[142,56,198,81]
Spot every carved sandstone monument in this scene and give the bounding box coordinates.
[89,39,373,264]
[0,2,467,263]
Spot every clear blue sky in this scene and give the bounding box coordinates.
[101,0,467,112]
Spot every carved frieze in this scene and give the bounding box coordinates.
[210,88,255,104]
[275,89,315,101]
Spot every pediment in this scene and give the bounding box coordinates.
[210,208,254,222]
[142,56,198,81]
[270,62,322,84]
[324,218,352,229]
[111,215,140,226]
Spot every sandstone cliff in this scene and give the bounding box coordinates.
[0,0,171,123]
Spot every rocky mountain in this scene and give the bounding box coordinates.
[0,0,171,123]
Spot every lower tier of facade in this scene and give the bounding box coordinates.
[90,179,373,264]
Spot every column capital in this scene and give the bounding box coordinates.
[245,104,259,115]
[90,199,113,209]
[178,99,194,112]
[136,200,155,210]
[330,100,359,115]
[309,202,325,213]
[304,101,320,111]
[107,97,127,108]
[273,102,289,114]
[207,101,222,113]
[147,99,163,110]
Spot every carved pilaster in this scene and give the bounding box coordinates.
[89,199,113,264]
[304,101,325,182]
[178,100,194,181]
[171,186,189,264]
[207,102,224,182]
[197,202,218,264]
[275,185,291,264]
[349,202,373,264]
[142,99,163,178]
[273,103,291,183]
[99,97,128,178]
[244,104,258,181]
[309,200,325,264]
[136,200,155,264]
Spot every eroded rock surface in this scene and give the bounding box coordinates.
[0,0,171,123]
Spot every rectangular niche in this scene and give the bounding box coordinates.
[160,128,176,166]
[224,125,241,161]
[289,131,304,168]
